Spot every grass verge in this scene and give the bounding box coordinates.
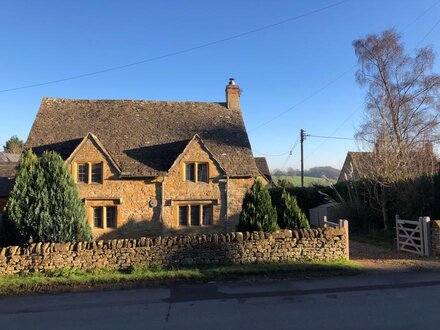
[0,260,362,296]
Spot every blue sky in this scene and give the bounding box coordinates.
[1,0,439,171]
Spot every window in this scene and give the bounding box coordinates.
[197,163,208,182]
[91,163,103,183]
[190,205,200,226]
[184,162,209,183]
[178,204,213,227]
[106,206,117,228]
[92,206,118,229]
[78,164,89,183]
[179,206,188,226]
[93,207,103,228]
[202,205,212,225]
[76,162,103,184]
[185,163,195,182]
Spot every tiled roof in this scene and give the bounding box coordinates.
[254,157,272,182]
[0,163,17,196]
[26,98,259,177]
[0,152,20,163]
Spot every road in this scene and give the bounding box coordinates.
[1,271,440,329]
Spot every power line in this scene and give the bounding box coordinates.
[0,0,350,94]
[308,134,359,141]
[248,63,357,133]
[253,150,290,157]
[248,0,440,134]
[281,136,300,169]
[303,1,440,159]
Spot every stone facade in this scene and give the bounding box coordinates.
[432,220,440,257]
[68,135,254,239]
[0,228,348,275]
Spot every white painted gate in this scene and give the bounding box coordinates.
[395,215,431,257]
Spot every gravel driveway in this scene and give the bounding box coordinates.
[350,240,440,272]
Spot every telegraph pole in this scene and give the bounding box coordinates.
[300,129,306,187]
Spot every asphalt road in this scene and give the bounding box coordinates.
[1,271,440,330]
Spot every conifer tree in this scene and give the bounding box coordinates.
[278,189,310,230]
[237,180,278,232]
[3,150,92,245]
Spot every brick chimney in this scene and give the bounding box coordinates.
[225,78,241,110]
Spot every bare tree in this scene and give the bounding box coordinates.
[353,29,440,230]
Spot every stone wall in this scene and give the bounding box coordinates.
[432,220,440,257]
[0,228,348,276]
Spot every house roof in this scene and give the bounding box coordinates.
[337,152,372,182]
[26,97,259,177]
[254,157,272,182]
[0,163,17,196]
[0,152,20,163]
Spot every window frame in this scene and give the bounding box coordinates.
[76,162,104,184]
[93,207,104,228]
[183,162,209,183]
[91,163,103,184]
[77,163,89,183]
[91,205,118,229]
[177,203,213,227]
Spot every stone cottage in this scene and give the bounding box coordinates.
[25,79,268,239]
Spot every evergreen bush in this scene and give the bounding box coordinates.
[2,150,92,245]
[237,180,278,232]
[278,189,310,230]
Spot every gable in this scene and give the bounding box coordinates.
[66,134,121,176]
[168,135,225,177]
[26,98,259,178]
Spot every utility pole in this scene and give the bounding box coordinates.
[300,129,306,187]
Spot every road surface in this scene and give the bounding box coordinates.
[1,271,440,329]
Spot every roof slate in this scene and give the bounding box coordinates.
[254,157,272,182]
[0,152,20,163]
[26,98,259,177]
[0,163,17,196]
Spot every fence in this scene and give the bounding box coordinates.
[395,215,431,257]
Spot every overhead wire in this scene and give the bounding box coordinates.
[248,0,440,136]
[0,0,350,93]
[302,1,440,160]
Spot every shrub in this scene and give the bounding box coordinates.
[2,150,92,245]
[237,180,278,232]
[278,189,310,230]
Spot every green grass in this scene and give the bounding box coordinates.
[0,260,362,296]
[273,175,335,187]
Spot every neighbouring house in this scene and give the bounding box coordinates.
[0,152,20,211]
[338,143,438,183]
[254,157,272,185]
[26,79,268,239]
[337,152,372,183]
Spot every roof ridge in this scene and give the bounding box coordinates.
[43,97,227,105]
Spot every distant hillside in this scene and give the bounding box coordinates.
[272,176,335,187]
[272,166,340,180]
[307,166,340,180]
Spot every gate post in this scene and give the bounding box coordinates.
[422,216,431,257]
[395,214,400,252]
[339,219,349,260]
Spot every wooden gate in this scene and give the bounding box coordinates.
[395,215,431,257]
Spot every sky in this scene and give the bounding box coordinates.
[1,0,440,171]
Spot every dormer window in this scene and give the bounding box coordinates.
[78,164,89,183]
[91,163,103,183]
[184,162,209,183]
[76,162,103,184]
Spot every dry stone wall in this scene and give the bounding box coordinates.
[0,228,348,276]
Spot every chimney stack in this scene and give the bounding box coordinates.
[225,78,241,110]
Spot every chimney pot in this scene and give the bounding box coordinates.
[225,78,240,110]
